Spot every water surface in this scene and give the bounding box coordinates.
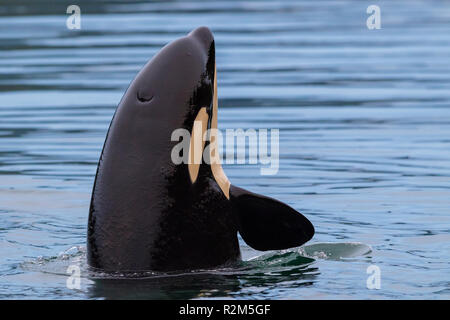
[0,0,449,299]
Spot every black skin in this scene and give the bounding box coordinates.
[87,27,314,272]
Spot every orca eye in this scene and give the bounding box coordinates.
[137,91,153,103]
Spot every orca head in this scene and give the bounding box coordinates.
[117,26,216,132]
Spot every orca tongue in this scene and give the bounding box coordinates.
[229,185,315,251]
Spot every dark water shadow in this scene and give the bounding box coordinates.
[87,272,242,300]
[86,255,318,299]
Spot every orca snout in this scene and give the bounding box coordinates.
[188,26,214,52]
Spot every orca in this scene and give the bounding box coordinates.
[87,26,314,272]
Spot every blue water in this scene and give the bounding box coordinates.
[1,0,450,299]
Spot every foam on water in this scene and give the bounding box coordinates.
[299,242,372,260]
[22,242,371,279]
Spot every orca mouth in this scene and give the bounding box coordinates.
[188,26,214,53]
[187,27,216,131]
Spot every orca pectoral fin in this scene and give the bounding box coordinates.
[230,185,315,251]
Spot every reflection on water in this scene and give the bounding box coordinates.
[1,0,450,299]
[88,265,318,300]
